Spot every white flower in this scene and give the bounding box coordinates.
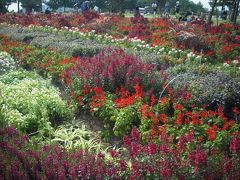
[223,63,230,67]
[232,60,239,64]
[187,53,192,58]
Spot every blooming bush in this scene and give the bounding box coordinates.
[0,51,17,75]
[128,15,151,42]
[66,48,162,94]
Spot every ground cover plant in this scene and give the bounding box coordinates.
[0,13,239,179]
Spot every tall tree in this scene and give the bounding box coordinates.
[46,0,76,11]
[105,0,137,13]
[207,0,218,24]
[0,0,16,13]
[21,0,42,12]
[230,0,240,24]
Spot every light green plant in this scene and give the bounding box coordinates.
[50,122,108,154]
[0,70,73,136]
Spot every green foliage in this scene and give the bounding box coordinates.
[0,0,15,13]
[0,70,73,135]
[21,0,42,12]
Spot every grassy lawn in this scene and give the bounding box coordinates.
[125,12,240,25]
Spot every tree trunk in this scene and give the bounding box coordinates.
[232,0,240,24]
[207,0,218,24]
[230,0,237,22]
[18,0,20,13]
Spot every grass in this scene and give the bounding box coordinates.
[124,12,240,25]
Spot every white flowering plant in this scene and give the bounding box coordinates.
[0,51,18,75]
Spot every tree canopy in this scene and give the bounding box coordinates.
[0,0,15,13]
[21,0,42,12]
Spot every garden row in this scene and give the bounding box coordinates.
[0,14,240,178]
[0,51,105,151]
[0,33,239,144]
[1,51,238,179]
[1,13,240,62]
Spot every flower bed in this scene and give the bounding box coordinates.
[0,13,240,63]
[0,127,239,179]
[0,14,240,178]
[0,34,239,145]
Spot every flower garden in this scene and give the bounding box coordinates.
[0,12,240,179]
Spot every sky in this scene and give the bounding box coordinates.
[192,0,211,9]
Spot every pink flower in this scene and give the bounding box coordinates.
[224,160,233,174]
[147,142,158,155]
[230,137,240,154]
[131,128,140,142]
[160,144,169,153]
[123,136,132,147]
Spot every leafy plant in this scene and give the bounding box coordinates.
[0,70,73,135]
[50,122,107,153]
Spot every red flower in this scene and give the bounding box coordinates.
[77,96,83,105]
[150,95,157,106]
[160,114,168,123]
[233,107,239,115]
[192,114,199,126]
[176,113,184,126]
[207,51,214,56]
[206,128,217,141]
[175,103,184,111]
[230,136,240,154]
[134,84,143,98]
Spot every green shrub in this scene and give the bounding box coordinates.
[0,70,73,135]
[168,72,240,111]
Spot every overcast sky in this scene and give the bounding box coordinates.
[192,0,211,9]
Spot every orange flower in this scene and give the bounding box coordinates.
[198,136,204,142]
[206,128,217,141]
[160,97,169,107]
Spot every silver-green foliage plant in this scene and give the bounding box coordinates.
[0,70,73,135]
[0,51,18,75]
[51,122,107,153]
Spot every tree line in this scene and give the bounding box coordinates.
[0,0,239,24]
[0,0,205,13]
